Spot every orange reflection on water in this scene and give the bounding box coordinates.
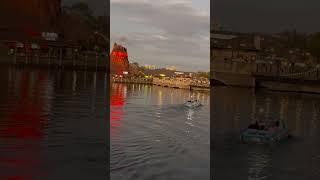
[0,70,48,180]
[4,71,46,138]
[110,83,127,136]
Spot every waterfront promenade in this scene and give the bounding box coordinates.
[112,77,210,91]
[112,77,153,84]
[0,40,108,71]
[0,52,108,71]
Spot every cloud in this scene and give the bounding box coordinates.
[212,0,320,33]
[111,0,209,71]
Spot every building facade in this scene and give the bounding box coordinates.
[1,0,61,40]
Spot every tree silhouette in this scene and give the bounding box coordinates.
[308,32,320,62]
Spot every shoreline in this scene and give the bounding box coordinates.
[0,62,108,72]
[112,81,210,92]
[212,83,320,95]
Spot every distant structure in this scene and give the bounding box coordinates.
[144,64,156,70]
[166,66,176,71]
[211,31,260,63]
[254,35,261,50]
[110,43,129,75]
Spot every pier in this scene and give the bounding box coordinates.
[190,81,210,91]
[153,77,191,89]
[211,58,320,93]
[112,77,210,91]
[0,40,108,72]
[112,77,153,84]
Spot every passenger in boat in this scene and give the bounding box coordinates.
[268,121,280,133]
[259,122,267,130]
[248,121,259,129]
[274,121,280,130]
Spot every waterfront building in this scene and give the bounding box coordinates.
[211,31,260,63]
[1,0,61,35]
[165,66,177,71]
[144,64,156,70]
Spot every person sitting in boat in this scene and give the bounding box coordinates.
[268,121,280,133]
[274,121,280,130]
[248,121,259,129]
[259,122,267,130]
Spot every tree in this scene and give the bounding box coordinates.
[133,62,140,67]
[308,32,320,62]
[62,2,102,31]
[195,71,210,79]
[70,2,93,17]
[60,2,109,52]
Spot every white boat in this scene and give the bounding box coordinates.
[184,100,201,108]
[240,120,290,144]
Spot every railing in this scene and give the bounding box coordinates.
[255,63,320,81]
[112,77,153,84]
[212,57,320,84]
[111,77,210,89]
[190,81,210,88]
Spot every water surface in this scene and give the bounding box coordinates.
[212,86,320,180]
[0,66,107,179]
[110,83,210,180]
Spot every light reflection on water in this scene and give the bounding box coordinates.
[0,66,107,179]
[110,83,210,180]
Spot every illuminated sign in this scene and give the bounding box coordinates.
[174,72,184,75]
[31,43,40,49]
[42,32,58,41]
[16,42,24,48]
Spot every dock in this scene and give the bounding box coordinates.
[0,40,108,72]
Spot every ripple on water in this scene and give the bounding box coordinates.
[111,84,210,180]
[0,68,107,179]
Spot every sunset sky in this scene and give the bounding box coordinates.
[110,0,210,72]
[62,0,320,71]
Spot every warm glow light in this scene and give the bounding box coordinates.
[111,51,128,59]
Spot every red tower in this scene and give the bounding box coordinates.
[110,43,129,75]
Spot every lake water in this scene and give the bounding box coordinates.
[0,66,107,179]
[110,83,210,180]
[212,86,320,180]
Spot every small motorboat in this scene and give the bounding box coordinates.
[240,120,290,144]
[184,100,201,108]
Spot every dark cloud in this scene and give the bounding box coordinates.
[212,0,320,33]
